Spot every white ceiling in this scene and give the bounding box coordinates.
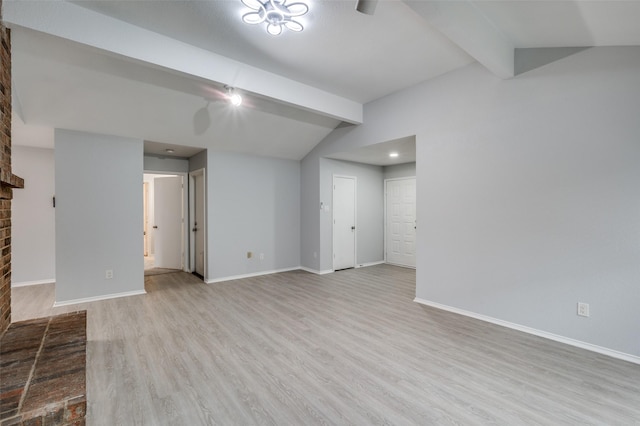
[326,136,416,166]
[71,0,474,104]
[6,0,640,162]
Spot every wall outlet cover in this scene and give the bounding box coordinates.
[577,302,590,317]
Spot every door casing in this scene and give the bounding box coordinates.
[189,168,206,279]
[143,171,189,272]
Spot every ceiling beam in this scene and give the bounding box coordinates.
[3,1,363,124]
[404,0,514,79]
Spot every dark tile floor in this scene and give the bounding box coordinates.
[0,311,86,425]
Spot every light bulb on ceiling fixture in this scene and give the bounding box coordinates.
[230,93,243,106]
[389,152,399,158]
[241,0,308,35]
[225,86,243,106]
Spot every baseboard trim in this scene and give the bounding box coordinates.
[385,261,416,269]
[206,267,302,284]
[414,298,640,366]
[356,261,385,268]
[53,289,147,307]
[12,279,56,287]
[298,267,333,275]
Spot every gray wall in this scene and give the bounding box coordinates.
[55,129,144,302]
[189,150,207,172]
[300,153,321,271]
[12,146,56,284]
[207,151,300,280]
[319,158,384,271]
[301,46,640,357]
[384,162,416,180]
[144,155,189,173]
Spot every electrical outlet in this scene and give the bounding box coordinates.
[260,253,264,260]
[105,269,113,279]
[577,302,589,317]
[247,251,252,259]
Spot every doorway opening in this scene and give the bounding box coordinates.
[188,168,206,280]
[143,172,188,275]
[333,175,357,271]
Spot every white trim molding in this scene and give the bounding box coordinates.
[53,289,147,307]
[206,267,301,284]
[414,298,640,366]
[299,266,334,275]
[12,279,56,287]
[356,261,385,268]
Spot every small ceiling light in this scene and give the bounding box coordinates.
[241,0,308,36]
[225,86,243,106]
[389,152,399,158]
[165,149,175,154]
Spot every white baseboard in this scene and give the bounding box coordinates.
[12,278,56,287]
[385,261,416,269]
[53,289,147,307]
[299,266,333,275]
[414,298,640,366]
[206,267,302,284]
[356,261,385,268]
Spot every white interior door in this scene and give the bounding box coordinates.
[154,176,183,269]
[193,171,205,276]
[386,177,416,268]
[333,176,356,270]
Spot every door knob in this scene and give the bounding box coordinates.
[192,228,198,232]
[153,226,158,229]
[351,226,356,230]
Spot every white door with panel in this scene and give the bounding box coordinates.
[333,176,356,270]
[386,177,416,268]
[154,176,183,270]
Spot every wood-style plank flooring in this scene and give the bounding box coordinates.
[11,265,640,425]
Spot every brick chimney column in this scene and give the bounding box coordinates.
[0,0,25,335]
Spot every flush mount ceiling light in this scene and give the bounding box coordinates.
[241,0,309,36]
[225,86,243,106]
[165,149,175,154]
[389,152,399,158]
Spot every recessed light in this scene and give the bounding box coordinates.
[389,152,399,158]
[165,149,175,154]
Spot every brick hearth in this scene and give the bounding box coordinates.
[0,311,87,425]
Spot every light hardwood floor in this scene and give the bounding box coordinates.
[11,265,640,425]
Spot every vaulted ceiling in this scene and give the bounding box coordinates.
[5,1,640,162]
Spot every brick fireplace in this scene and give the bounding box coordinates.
[0,8,88,425]
[0,0,25,336]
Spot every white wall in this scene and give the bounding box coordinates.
[144,155,189,173]
[384,162,416,180]
[189,150,207,172]
[319,158,384,271]
[207,151,300,281]
[300,153,321,271]
[301,47,640,359]
[55,129,144,303]
[12,146,56,285]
